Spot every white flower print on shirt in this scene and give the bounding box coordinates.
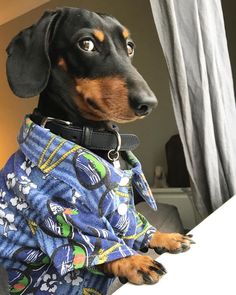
[40,273,58,293]
[6,173,17,190]
[10,195,28,211]
[6,173,37,196]
[0,190,7,210]
[71,189,82,204]
[0,209,17,236]
[63,271,83,286]
[20,158,36,176]
[18,176,37,195]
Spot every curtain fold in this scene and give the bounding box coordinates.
[150,0,236,218]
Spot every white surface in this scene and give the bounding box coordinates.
[114,195,236,295]
[152,188,199,229]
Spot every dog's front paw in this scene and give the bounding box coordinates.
[149,231,195,254]
[103,255,166,285]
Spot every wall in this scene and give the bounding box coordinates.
[0,0,177,184]
[0,0,50,25]
[222,1,236,94]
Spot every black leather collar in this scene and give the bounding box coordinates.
[30,110,140,151]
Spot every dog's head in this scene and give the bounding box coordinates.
[6,7,158,124]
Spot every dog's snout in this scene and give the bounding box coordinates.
[131,94,158,117]
[126,67,158,118]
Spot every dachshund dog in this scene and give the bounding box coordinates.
[0,7,194,295]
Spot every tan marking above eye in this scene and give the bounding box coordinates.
[122,28,130,39]
[93,29,105,42]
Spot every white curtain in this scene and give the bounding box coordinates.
[150,0,236,218]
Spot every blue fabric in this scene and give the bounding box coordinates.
[0,116,157,295]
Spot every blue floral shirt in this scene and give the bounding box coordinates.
[0,117,157,295]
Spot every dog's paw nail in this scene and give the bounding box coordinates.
[153,260,167,274]
[138,271,155,284]
[154,247,167,255]
[181,244,190,251]
[184,234,195,244]
[170,248,182,254]
[119,277,128,284]
[149,266,165,276]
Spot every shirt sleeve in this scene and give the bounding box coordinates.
[129,211,156,251]
[35,198,137,276]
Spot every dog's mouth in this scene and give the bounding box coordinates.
[74,77,141,123]
[57,57,157,123]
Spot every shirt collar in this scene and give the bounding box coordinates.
[18,116,157,211]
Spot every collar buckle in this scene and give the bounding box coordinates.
[41,117,72,128]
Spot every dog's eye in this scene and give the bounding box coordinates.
[78,39,96,52]
[127,42,135,57]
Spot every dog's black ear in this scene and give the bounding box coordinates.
[6,9,63,98]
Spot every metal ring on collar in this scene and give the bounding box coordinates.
[107,129,121,161]
[107,150,120,161]
[112,129,121,153]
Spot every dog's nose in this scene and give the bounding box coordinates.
[132,95,158,117]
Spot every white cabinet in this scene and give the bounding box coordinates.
[151,188,200,230]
